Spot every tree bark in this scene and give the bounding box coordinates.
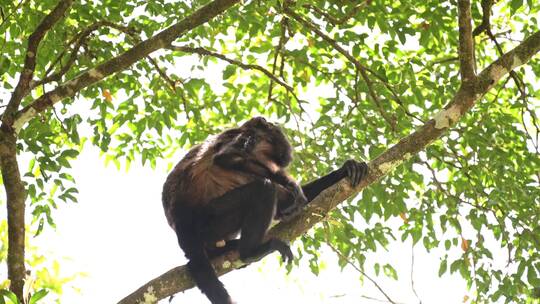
[117,30,540,304]
[0,130,27,300]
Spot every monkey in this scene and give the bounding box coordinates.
[162,117,368,304]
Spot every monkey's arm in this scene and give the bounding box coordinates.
[275,160,367,221]
[213,139,299,188]
[302,160,368,202]
[213,148,273,178]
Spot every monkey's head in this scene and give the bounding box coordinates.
[241,117,293,167]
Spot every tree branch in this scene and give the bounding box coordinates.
[326,241,397,304]
[303,1,368,26]
[457,0,476,81]
[117,29,540,304]
[32,20,138,89]
[472,0,494,36]
[9,0,242,133]
[0,131,28,301]
[1,0,74,128]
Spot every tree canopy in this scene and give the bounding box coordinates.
[0,0,539,303]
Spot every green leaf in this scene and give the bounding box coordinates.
[223,65,236,80]
[29,289,49,304]
[0,289,19,304]
[510,0,524,13]
[438,259,447,277]
[528,265,540,286]
[383,264,398,280]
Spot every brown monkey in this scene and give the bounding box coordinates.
[162,117,368,304]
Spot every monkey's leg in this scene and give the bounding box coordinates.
[204,179,293,264]
[173,207,232,304]
[206,239,240,259]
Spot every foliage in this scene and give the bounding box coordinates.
[0,0,539,302]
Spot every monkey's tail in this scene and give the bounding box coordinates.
[186,243,232,304]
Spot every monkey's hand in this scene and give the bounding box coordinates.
[279,184,307,222]
[341,159,369,187]
[290,184,308,206]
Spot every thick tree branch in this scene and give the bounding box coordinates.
[0,132,28,301]
[2,0,74,127]
[457,0,476,81]
[10,0,242,133]
[117,30,540,304]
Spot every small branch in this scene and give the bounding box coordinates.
[472,0,494,36]
[2,0,74,128]
[478,15,538,151]
[303,1,368,26]
[267,16,289,103]
[325,241,397,304]
[146,56,191,120]
[359,67,397,132]
[33,21,138,89]
[51,107,69,134]
[457,0,476,82]
[410,244,422,304]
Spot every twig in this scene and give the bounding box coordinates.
[303,1,368,26]
[410,244,422,304]
[478,14,539,151]
[326,241,397,304]
[33,21,138,89]
[472,0,494,36]
[267,16,289,103]
[51,106,69,134]
[146,56,191,121]
[170,45,300,102]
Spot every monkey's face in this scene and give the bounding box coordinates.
[242,117,293,167]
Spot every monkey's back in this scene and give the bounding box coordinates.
[162,133,253,229]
